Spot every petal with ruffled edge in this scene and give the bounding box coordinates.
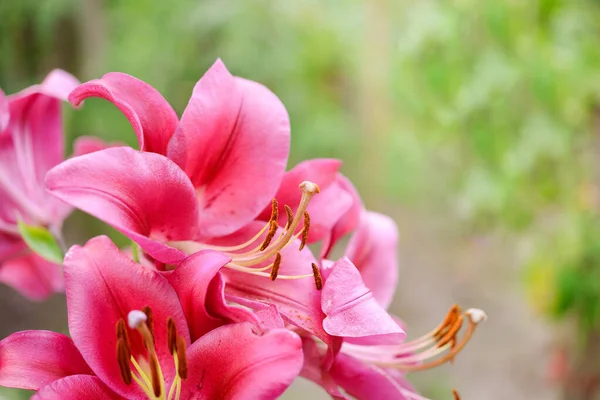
[165,250,231,341]
[0,252,63,301]
[321,257,405,345]
[69,72,178,155]
[32,375,120,400]
[63,236,189,399]
[180,322,303,400]
[345,211,399,309]
[0,331,92,391]
[46,147,198,264]
[320,174,363,259]
[168,60,290,238]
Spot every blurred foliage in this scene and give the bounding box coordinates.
[3,0,600,381]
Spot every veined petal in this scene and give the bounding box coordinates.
[321,257,405,345]
[166,250,231,341]
[345,211,399,309]
[46,147,197,264]
[0,331,92,391]
[69,72,178,155]
[63,236,189,399]
[321,174,363,259]
[0,252,63,301]
[32,375,120,400]
[181,323,303,400]
[168,59,290,238]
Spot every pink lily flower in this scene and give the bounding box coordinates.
[0,70,80,300]
[46,59,358,265]
[0,236,304,399]
[300,211,487,399]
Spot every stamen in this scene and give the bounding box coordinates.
[142,306,155,345]
[259,220,278,251]
[311,263,323,290]
[453,389,461,400]
[116,338,132,385]
[167,318,177,355]
[116,319,131,353]
[284,205,294,228]
[270,198,279,223]
[270,253,282,281]
[299,211,310,250]
[149,354,162,397]
[176,336,188,379]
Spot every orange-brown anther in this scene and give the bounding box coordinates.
[270,253,282,281]
[167,318,177,355]
[311,263,323,290]
[176,336,188,379]
[284,205,294,228]
[433,304,460,340]
[437,314,464,348]
[452,389,461,400]
[116,319,131,353]
[270,198,279,223]
[259,220,278,251]
[142,306,155,345]
[116,338,132,385]
[149,354,162,397]
[299,211,310,251]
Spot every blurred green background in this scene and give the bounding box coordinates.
[3,0,600,399]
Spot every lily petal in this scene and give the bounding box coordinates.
[166,250,231,341]
[46,147,197,264]
[32,375,120,400]
[345,211,399,309]
[0,253,63,300]
[181,322,303,400]
[168,60,290,238]
[330,353,416,400]
[321,174,363,259]
[69,72,178,155]
[71,136,122,156]
[321,257,405,345]
[0,331,92,391]
[63,236,189,399]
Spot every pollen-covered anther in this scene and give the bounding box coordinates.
[259,220,278,251]
[269,198,279,223]
[284,205,294,228]
[167,318,177,355]
[270,253,282,281]
[176,336,188,379]
[116,338,132,385]
[299,211,310,251]
[311,263,323,290]
[149,354,162,397]
[453,389,461,400]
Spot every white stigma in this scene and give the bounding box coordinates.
[127,310,148,329]
[299,181,320,194]
[466,308,487,324]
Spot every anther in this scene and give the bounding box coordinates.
[311,263,323,290]
[142,306,155,345]
[453,389,461,400]
[259,220,278,251]
[270,253,281,281]
[270,198,279,223]
[149,354,162,397]
[299,211,310,250]
[437,314,463,348]
[284,205,294,228]
[167,318,177,355]
[176,336,188,379]
[116,338,132,385]
[116,319,131,353]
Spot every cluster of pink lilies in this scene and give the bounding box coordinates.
[0,60,485,399]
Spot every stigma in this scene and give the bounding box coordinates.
[172,181,323,289]
[342,305,486,372]
[116,308,187,400]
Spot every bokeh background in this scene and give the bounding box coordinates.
[3,0,600,398]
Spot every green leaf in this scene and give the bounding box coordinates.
[17,221,63,264]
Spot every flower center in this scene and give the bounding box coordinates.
[341,305,486,371]
[116,308,187,400]
[172,181,323,289]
